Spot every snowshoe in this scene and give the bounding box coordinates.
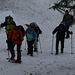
[14,60,22,64]
[9,58,15,62]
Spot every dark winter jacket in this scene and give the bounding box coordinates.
[52,24,73,40]
[62,14,71,29]
[52,24,67,40]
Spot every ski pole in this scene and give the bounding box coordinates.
[39,37,42,53]
[51,35,54,54]
[71,34,73,54]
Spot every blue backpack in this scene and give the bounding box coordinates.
[26,27,35,41]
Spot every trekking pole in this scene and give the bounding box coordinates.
[0,25,1,31]
[8,50,10,61]
[39,37,42,53]
[37,42,38,56]
[71,34,73,54]
[36,40,39,56]
[51,35,54,54]
[6,50,10,61]
[24,38,27,50]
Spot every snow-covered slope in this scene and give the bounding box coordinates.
[0,0,75,75]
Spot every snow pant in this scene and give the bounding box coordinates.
[56,38,65,54]
[10,41,22,61]
[27,40,34,56]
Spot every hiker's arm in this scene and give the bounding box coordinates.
[1,22,7,27]
[52,26,59,35]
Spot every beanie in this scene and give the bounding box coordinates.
[65,10,69,13]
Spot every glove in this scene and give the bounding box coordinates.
[52,32,54,35]
[70,31,73,35]
[66,36,69,39]
[6,39,11,43]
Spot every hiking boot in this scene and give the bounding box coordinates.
[61,51,63,53]
[9,58,14,60]
[14,60,22,63]
[9,58,15,62]
[30,54,33,56]
[55,53,58,55]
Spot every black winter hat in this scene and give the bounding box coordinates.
[65,10,69,13]
[8,15,13,20]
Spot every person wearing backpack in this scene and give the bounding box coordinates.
[25,22,42,52]
[52,23,73,55]
[62,10,71,29]
[1,15,16,50]
[62,10,72,39]
[7,26,24,63]
[24,25,37,56]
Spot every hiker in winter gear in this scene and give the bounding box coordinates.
[24,26,37,56]
[1,15,16,50]
[62,10,72,39]
[25,22,42,52]
[34,25,42,52]
[62,10,71,29]
[8,26,24,63]
[52,24,73,55]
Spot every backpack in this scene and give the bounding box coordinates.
[70,14,74,23]
[27,27,34,34]
[29,22,42,34]
[26,27,35,41]
[17,25,25,37]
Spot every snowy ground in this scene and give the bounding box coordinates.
[0,0,75,75]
